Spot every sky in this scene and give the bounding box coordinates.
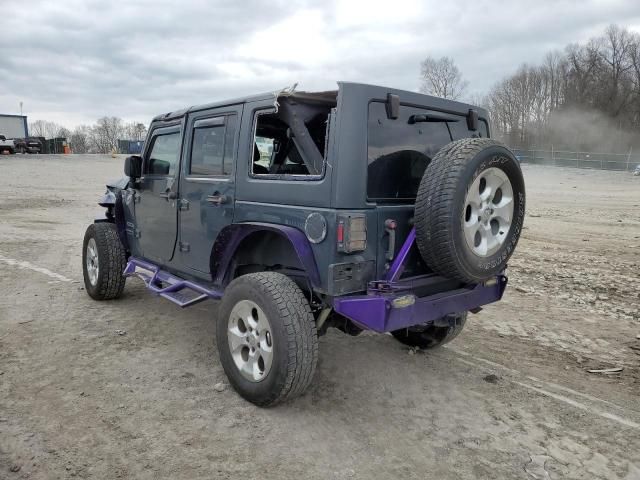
[2,0,640,129]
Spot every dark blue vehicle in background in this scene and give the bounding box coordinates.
[82,82,526,406]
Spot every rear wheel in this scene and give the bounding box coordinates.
[82,223,127,300]
[217,272,318,406]
[391,312,467,349]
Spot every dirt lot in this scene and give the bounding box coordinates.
[1,155,639,479]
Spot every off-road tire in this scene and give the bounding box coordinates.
[391,312,467,349]
[82,223,127,300]
[415,138,525,283]
[217,272,318,407]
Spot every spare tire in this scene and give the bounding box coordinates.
[415,138,525,283]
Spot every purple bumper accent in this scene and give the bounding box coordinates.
[386,227,416,282]
[333,275,507,333]
[124,257,222,308]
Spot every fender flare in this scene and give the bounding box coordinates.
[211,222,321,289]
[94,190,129,253]
[98,190,116,208]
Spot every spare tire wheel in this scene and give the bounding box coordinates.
[414,138,525,283]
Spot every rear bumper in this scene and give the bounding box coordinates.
[332,275,507,333]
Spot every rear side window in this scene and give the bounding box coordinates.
[146,132,181,176]
[250,106,331,178]
[190,115,237,176]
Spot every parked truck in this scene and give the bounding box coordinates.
[0,135,16,154]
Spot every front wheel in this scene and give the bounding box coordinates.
[216,272,318,406]
[391,312,467,349]
[82,223,127,300]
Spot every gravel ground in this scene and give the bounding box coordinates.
[1,155,639,479]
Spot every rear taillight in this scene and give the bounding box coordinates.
[337,214,367,253]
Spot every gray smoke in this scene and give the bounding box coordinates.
[540,108,638,154]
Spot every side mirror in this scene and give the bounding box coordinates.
[124,155,142,179]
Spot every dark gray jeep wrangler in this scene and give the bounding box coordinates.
[83,82,525,406]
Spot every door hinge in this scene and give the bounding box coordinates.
[178,199,190,211]
[179,241,190,253]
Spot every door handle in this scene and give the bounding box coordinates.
[207,194,228,205]
[159,191,177,200]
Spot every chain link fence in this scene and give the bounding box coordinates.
[511,148,640,172]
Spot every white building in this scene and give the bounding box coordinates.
[0,114,28,138]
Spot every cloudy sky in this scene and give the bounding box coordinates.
[2,0,640,128]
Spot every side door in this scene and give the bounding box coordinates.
[135,123,183,264]
[178,106,241,275]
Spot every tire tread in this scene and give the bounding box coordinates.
[415,138,521,283]
[219,272,318,406]
[83,223,127,300]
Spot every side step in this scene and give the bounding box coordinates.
[123,257,223,308]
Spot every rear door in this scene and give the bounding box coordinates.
[367,101,486,279]
[135,124,182,264]
[178,105,241,274]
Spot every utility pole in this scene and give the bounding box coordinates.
[19,102,23,116]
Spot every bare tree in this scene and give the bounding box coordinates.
[486,24,640,151]
[69,125,92,154]
[464,93,488,108]
[57,127,71,139]
[419,56,468,100]
[598,24,635,116]
[92,116,124,153]
[122,121,148,141]
[29,120,65,139]
[28,117,147,153]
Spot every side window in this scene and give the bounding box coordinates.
[250,107,330,177]
[189,114,236,176]
[251,112,307,176]
[145,132,181,176]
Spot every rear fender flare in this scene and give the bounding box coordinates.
[211,222,321,289]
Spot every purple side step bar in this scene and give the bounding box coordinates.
[123,257,222,308]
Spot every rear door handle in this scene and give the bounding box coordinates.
[207,194,228,205]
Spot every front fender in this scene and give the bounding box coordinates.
[94,189,129,253]
[98,190,116,207]
[211,222,321,289]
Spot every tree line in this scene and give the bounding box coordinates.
[420,24,640,152]
[28,117,147,154]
